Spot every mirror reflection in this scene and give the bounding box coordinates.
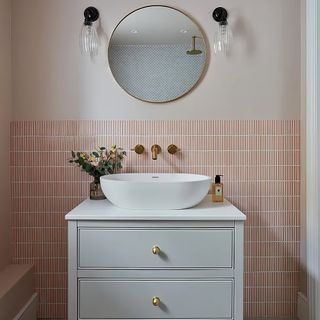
[108,6,207,103]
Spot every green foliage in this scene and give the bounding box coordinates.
[68,146,126,178]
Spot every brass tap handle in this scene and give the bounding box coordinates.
[151,145,161,160]
[152,246,161,255]
[167,144,180,155]
[152,297,161,307]
[131,144,145,155]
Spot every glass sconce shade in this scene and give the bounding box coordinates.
[213,24,233,55]
[80,7,100,56]
[212,7,232,55]
[80,23,100,56]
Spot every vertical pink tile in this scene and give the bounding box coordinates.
[10,120,300,319]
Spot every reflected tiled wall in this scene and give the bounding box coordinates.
[10,120,300,319]
[109,44,205,102]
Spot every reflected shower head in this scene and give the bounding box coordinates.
[186,36,202,55]
[186,49,203,55]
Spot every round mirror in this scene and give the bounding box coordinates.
[108,6,207,103]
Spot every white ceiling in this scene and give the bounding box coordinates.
[109,6,205,46]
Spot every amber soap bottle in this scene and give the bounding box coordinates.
[212,175,224,202]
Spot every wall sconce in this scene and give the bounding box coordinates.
[212,7,233,55]
[80,7,100,56]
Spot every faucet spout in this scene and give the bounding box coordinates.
[151,145,161,161]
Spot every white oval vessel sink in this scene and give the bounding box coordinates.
[100,173,211,210]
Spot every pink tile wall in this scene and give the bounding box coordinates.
[10,120,300,319]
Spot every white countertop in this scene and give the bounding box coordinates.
[65,196,246,221]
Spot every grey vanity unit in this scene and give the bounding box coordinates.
[65,196,246,320]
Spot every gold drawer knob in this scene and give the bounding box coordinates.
[152,246,161,255]
[152,296,161,307]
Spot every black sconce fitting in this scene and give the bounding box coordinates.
[83,7,100,26]
[212,7,229,25]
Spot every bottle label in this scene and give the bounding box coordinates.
[215,186,222,196]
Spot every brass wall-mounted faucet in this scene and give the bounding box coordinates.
[132,144,179,159]
[151,145,161,160]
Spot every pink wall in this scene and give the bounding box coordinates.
[12,0,301,121]
[11,120,300,319]
[9,0,303,317]
[0,0,12,270]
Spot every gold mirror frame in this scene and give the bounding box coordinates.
[108,5,208,103]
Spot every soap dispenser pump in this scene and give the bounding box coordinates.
[212,175,224,202]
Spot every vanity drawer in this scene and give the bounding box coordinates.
[78,279,234,319]
[78,228,234,269]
